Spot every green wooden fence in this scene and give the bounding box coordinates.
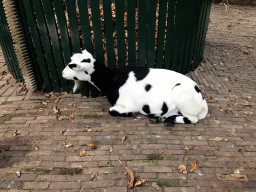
[0,0,212,97]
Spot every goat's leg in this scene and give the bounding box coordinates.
[109,105,134,117]
[164,114,198,126]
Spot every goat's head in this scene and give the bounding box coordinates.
[62,49,96,92]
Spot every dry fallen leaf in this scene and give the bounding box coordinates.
[242,103,252,107]
[80,96,87,99]
[209,137,223,141]
[38,108,44,112]
[0,115,4,118]
[84,128,92,132]
[53,106,60,114]
[55,97,60,103]
[60,141,72,148]
[134,179,150,187]
[63,108,68,112]
[61,92,67,95]
[183,147,189,150]
[119,160,135,189]
[34,147,38,151]
[79,150,86,157]
[242,112,249,115]
[70,113,74,119]
[44,93,50,98]
[178,164,187,174]
[96,129,103,132]
[87,143,97,150]
[230,174,244,178]
[216,173,224,177]
[98,161,109,167]
[3,81,8,85]
[204,96,213,100]
[220,109,228,113]
[246,45,255,48]
[12,130,19,136]
[58,116,73,122]
[42,102,47,105]
[103,171,109,174]
[122,134,127,144]
[207,113,211,118]
[241,50,251,54]
[90,171,98,180]
[110,147,113,152]
[234,103,239,106]
[190,159,199,172]
[244,115,254,122]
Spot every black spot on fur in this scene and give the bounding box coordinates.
[68,64,77,69]
[183,117,191,124]
[195,85,201,93]
[84,71,88,75]
[82,58,91,63]
[161,102,168,116]
[73,77,78,80]
[178,111,182,116]
[164,115,178,126]
[109,109,132,117]
[172,83,181,90]
[142,105,151,114]
[145,84,152,92]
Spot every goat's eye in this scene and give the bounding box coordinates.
[68,64,77,69]
[82,59,91,63]
[85,71,88,75]
[73,77,78,80]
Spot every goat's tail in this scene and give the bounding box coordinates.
[197,99,208,120]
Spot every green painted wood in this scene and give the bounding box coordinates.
[146,0,157,68]
[163,0,175,70]
[155,0,167,68]
[32,0,61,92]
[137,0,147,67]
[77,0,93,54]
[102,0,116,68]
[22,0,52,92]
[15,0,43,88]
[41,0,69,92]
[115,0,126,67]
[127,0,136,65]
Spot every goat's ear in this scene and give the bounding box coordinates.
[68,64,82,71]
[82,49,90,55]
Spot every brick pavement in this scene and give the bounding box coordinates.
[0,3,255,192]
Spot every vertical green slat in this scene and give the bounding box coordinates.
[22,0,52,92]
[77,0,93,54]
[41,0,69,92]
[176,0,191,74]
[90,0,103,97]
[90,0,104,63]
[191,0,205,69]
[65,0,81,53]
[127,0,136,65]
[181,0,197,74]
[186,0,203,73]
[137,0,147,67]
[146,0,157,68]
[115,0,126,67]
[15,0,43,88]
[198,0,212,63]
[163,0,175,70]
[155,0,167,68]
[102,0,116,68]
[32,0,61,92]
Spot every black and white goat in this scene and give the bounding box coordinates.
[62,49,208,125]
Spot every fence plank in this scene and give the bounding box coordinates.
[102,0,116,68]
[115,0,126,67]
[41,0,69,92]
[127,0,136,65]
[137,0,147,67]
[146,0,157,68]
[23,0,52,92]
[155,0,167,69]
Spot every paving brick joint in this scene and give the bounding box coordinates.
[0,4,256,192]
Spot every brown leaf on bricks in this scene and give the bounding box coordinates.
[90,171,97,180]
[244,115,254,122]
[96,129,103,132]
[246,45,255,48]
[84,128,92,132]
[55,97,60,103]
[79,150,86,157]
[220,109,228,113]
[230,174,244,178]
[70,113,74,119]
[178,164,187,174]
[80,96,87,99]
[12,130,19,136]
[207,113,211,118]
[134,179,150,187]
[183,147,189,150]
[0,69,8,76]
[61,91,67,95]
[53,106,60,114]
[60,141,72,148]
[103,171,109,174]
[122,134,127,144]
[110,147,113,152]
[234,103,239,106]
[242,112,249,115]
[63,108,68,112]
[241,50,251,54]
[216,173,224,177]
[119,160,135,188]
[58,116,73,122]
[190,159,199,172]
[204,96,213,100]
[242,103,252,107]
[209,137,223,141]
[44,93,50,98]
[3,81,8,85]
[38,108,44,112]
[42,101,48,105]
[87,143,97,150]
